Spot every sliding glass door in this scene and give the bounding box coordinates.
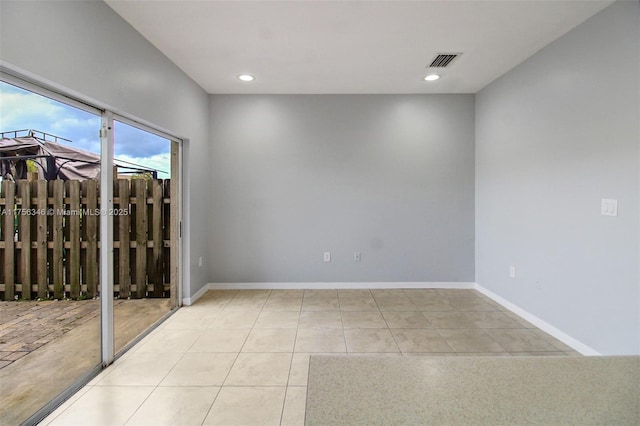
[0,75,181,424]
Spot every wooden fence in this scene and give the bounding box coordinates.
[0,178,173,300]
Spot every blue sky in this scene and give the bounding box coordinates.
[0,81,170,178]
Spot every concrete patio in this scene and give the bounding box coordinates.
[0,298,172,425]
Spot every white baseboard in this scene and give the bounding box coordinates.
[475,284,601,356]
[207,282,476,290]
[187,281,474,306]
[182,283,209,306]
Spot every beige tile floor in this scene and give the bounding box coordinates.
[41,289,578,425]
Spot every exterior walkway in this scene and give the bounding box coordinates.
[0,299,101,369]
[0,298,171,425]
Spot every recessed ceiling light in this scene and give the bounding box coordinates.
[238,74,255,82]
[424,74,440,82]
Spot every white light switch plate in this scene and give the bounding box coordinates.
[601,199,618,217]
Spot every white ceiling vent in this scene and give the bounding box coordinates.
[428,53,461,68]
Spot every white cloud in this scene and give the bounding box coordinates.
[1,84,169,178]
[0,90,65,131]
[115,153,171,179]
[0,85,101,152]
[50,116,100,137]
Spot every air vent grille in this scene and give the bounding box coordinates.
[429,53,460,68]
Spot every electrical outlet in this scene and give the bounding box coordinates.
[601,199,618,216]
[198,257,203,267]
[324,251,331,262]
[354,252,361,262]
[509,266,516,279]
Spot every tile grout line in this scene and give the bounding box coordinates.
[336,290,349,354]
[279,292,303,426]
[105,343,194,425]
[198,290,245,426]
[371,290,407,356]
[375,296,403,355]
[38,384,93,425]
[478,327,510,354]
[433,312,485,355]
[199,386,223,426]
[233,290,290,425]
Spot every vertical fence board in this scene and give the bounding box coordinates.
[134,179,147,298]
[113,180,120,294]
[145,182,152,295]
[30,181,38,297]
[118,179,131,298]
[170,142,179,308]
[35,180,48,298]
[63,181,70,294]
[129,182,137,298]
[68,180,81,298]
[0,184,3,296]
[151,180,163,297]
[18,181,31,299]
[84,180,98,298]
[80,183,87,296]
[2,181,15,300]
[163,180,171,297]
[52,180,64,299]
[113,180,120,299]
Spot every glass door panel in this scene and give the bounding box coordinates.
[0,80,102,425]
[112,119,174,354]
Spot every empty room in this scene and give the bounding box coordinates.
[0,0,638,425]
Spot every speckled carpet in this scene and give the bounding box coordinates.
[305,355,640,425]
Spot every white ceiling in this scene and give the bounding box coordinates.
[105,0,614,94]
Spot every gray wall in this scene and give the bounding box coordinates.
[209,95,475,283]
[0,0,211,298]
[476,1,639,354]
